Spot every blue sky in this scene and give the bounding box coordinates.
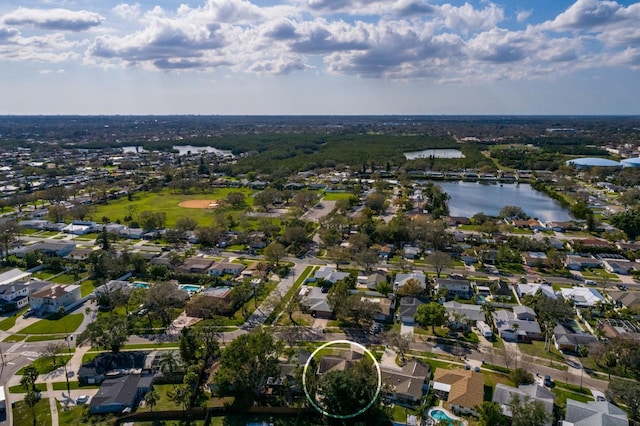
[0,0,639,114]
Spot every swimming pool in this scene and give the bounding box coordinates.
[179,284,202,292]
[133,282,149,289]
[429,409,455,425]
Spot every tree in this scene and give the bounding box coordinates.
[76,313,129,353]
[426,250,452,279]
[254,188,279,212]
[44,342,66,367]
[499,205,528,220]
[144,388,160,412]
[386,329,412,363]
[397,278,424,297]
[225,192,246,208]
[508,394,550,426]
[213,328,283,405]
[24,390,39,426]
[415,302,446,333]
[365,192,387,214]
[145,281,187,326]
[476,401,509,426]
[0,220,19,264]
[610,208,640,240]
[510,368,534,386]
[264,242,286,267]
[167,384,191,412]
[47,204,66,223]
[608,379,640,421]
[21,366,39,393]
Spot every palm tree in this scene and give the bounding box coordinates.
[24,390,39,426]
[20,367,38,393]
[159,351,179,387]
[144,389,160,412]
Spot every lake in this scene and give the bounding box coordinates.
[404,149,465,160]
[173,145,233,156]
[435,181,571,221]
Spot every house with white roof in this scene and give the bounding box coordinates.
[394,272,427,291]
[516,283,557,300]
[560,287,605,309]
[494,306,542,342]
[29,284,81,314]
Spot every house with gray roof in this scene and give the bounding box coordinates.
[313,266,350,284]
[300,286,333,319]
[443,301,484,330]
[561,399,628,426]
[434,278,472,299]
[380,360,430,405]
[553,324,597,353]
[494,308,542,342]
[493,383,555,425]
[89,375,153,414]
[397,297,425,324]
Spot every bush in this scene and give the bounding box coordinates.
[510,368,534,386]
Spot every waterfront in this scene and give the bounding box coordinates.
[436,181,572,221]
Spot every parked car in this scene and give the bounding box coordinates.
[76,395,89,404]
[544,375,553,387]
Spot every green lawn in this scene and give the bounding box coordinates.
[25,335,66,342]
[8,383,47,393]
[80,279,96,297]
[152,383,183,411]
[17,313,83,335]
[52,381,100,391]
[51,273,88,284]
[12,398,52,426]
[266,266,315,325]
[3,334,26,342]
[552,387,594,408]
[0,307,28,331]
[57,402,87,425]
[90,187,254,227]
[516,340,566,365]
[17,355,72,375]
[322,191,354,201]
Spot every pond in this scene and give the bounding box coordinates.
[436,181,571,222]
[404,149,465,160]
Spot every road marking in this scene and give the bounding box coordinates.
[22,351,41,358]
[26,357,34,361]
[7,342,23,353]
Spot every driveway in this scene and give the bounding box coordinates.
[400,323,414,336]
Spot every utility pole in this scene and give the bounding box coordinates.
[58,306,72,404]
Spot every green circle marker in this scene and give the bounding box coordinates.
[302,339,382,419]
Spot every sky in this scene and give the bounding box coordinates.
[0,0,639,115]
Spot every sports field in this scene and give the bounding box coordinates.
[91,188,254,227]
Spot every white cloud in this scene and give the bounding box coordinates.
[437,2,504,33]
[516,9,532,23]
[112,3,141,20]
[539,0,640,32]
[2,7,104,32]
[38,68,65,74]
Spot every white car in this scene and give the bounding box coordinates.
[76,395,89,404]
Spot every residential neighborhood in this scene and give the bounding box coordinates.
[0,115,639,425]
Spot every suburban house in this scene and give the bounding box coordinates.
[0,269,34,311]
[602,259,637,275]
[443,301,485,329]
[313,266,350,284]
[185,286,235,317]
[29,284,81,314]
[493,306,542,342]
[565,255,603,271]
[317,351,364,375]
[432,368,484,416]
[0,268,31,287]
[89,375,153,414]
[207,261,245,277]
[522,252,548,267]
[394,272,427,292]
[78,351,149,385]
[63,220,96,235]
[402,246,421,260]
[434,278,472,299]
[94,280,129,298]
[516,283,557,300]
[300,286,333,319]
[13,241,76,258]
[380,360,430,405]
[493,383,555,425]
[553,324,597,353]
[561,399,628,426]
[360,296,393,323]
[560,287,606,309]
[180,257,214,274]
[119,227,145,239]
[65,247,96,262]
[357,270,387,290]
[608,290,640,314]
[397,297,424,324]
